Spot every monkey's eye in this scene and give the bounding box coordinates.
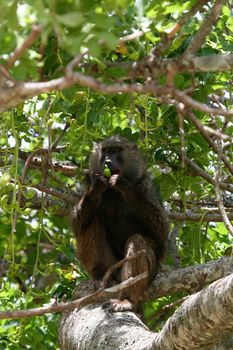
[116,155,123,164]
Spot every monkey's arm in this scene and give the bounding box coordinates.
[71,176,107,233]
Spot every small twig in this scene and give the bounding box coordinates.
[202,125,233,141]
[66,49,89,79]
[172,90,233,117]
[187,111,233,175]
[29,183,76,203]
[118,30,148,43]
[102,250,146,287]
[147,296,188,323]
[169,226,180,268]
[0,64,15,81]
[183,155,233,193]
[152,0,208,55]
[6,25,42,69]
[51,122,70,150]
[214,141,233,240]
[12,148,48,233]
[183,0,225,57]
[177,104,186,168]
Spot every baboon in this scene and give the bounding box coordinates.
[71,135,169,311]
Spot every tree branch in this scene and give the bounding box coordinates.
[183,155,233,193]
[168,211,233,222]
[183,0,226,57]
[152,0,208,55]
[156,273,233,349]
[187,111,233,175]
[0,257,232,320]
[1,55,233,113]
[0,273,147,320]
[6,25,42,69]
[60,271,233,350]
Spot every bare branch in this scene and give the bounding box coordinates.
[1,256,232,320]
[214,140,233,238]
[1,54,233,113]
[184,0,226,57]
[152,0,208,55]
[18,150,78,176]
[119,30,148,43]
[28,183,76,203]
[146,256,233,300]
[183,156,233,193]
[51,122,70,150]
[187,111,233,175]
[201,124,233,141]
[6,25,42,69]
[0,272,147,320]
[168,211,233,222]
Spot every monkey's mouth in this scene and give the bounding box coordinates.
[112,169,120,175]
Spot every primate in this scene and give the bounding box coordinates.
[71,135,169,311]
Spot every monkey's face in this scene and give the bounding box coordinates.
[89,136,146,184]
[101,146,123,176]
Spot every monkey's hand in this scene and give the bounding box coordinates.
[108,174,132,193]
[91,174,108,194]
[108,174,119,187]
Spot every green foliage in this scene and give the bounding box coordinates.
[0,0,232,347]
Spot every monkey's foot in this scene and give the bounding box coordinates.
[103,298,134,312]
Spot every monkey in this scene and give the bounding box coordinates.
[71,135,169,311]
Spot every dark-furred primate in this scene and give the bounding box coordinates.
[71,135,169,311]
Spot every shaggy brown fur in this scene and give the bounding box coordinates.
[71,136,169,311]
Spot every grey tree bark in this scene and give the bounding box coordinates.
[59,270,233,350]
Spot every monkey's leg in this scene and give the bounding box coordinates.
[108,234,157,312]
[77,216,118,288]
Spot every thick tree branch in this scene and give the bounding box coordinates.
[1,54,233,113]
[0,257,232,320]
[155,273,233,349]
[146,257,233,300]
[60,272,233,350]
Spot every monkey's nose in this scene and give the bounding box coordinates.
[104,159,114,172]
[104,159,112,166]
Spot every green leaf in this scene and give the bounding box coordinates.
[56,12,84,27]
